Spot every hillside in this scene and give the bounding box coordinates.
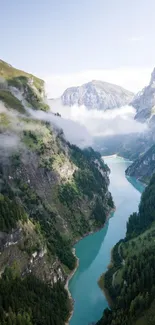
[131,67,155,125]
[0,59,49,111]
[97,174,155,325]
[125,143,155,183]
[93,132,153,161]
[124,68,155,182]
[0,60,114,325]
[61,80,134,110]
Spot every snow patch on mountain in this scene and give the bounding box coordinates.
[61,80,134,111]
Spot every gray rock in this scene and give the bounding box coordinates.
[61,80,134,110]
[131,68,155,124]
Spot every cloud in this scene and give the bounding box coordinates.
[27,107,93,148]
[43,67,152,98]
[128,36,143,42]
[48,101,147,137]
[0,134,20,149]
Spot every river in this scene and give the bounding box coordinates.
[69,156,145,325]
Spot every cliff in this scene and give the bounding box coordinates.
[125,144,155,184]
[0,60,113,325]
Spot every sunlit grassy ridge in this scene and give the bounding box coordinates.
[0,59,49,111]
[0,89,26,113]
[0,59,44,90]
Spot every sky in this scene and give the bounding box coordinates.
[1,0,155,97]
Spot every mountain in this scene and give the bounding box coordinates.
[125,68,155,181]
[0,59,49,112]
[93,133,153,161]
[98,173,155,325]
[0,60,113,325]
[61,80,134,110]
[131,67,155,124]
[93,68,155,161]
[125,144,155,184]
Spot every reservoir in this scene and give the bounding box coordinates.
[69,156,144,325]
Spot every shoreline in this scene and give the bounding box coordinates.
[65,207,115,325]
[65,248,79,325]
[98,273,114,308]
[102,154,133,163]
[97,245,115,309]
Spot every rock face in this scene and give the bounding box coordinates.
[125,68,155,181]
[131,67,155,124]
[125,143,155,184]
[0,59,113,285]
[61,80,134,110]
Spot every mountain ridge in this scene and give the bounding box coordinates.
[0,59,114,325]
[131,67,155,124]
[61,79,134,110]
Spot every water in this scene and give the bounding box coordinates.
[69,156,145,325]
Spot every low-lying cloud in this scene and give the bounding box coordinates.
[0,97,148,151]
[27,107,93,148]
[0,134,20,149]
[48,100,147,137]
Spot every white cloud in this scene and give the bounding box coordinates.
[27,107,92,148]
[43,67,152,98]
[48,101,147,137]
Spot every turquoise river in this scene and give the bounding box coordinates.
[69,156,145,325]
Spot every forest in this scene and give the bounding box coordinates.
[97,173,155,325]
[0,267,70,325]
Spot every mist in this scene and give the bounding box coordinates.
[0,134,20,150]
[27,108,93,148]
[0,97,147,152]
[48,100,147,137]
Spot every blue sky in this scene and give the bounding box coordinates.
[1,0,155,96]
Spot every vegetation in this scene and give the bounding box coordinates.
[0,112,10,127]
[0,59,49,111]
[0,89,25,113]
[0,194,27,232]
[97,173,155,325]
[127,173,155,238]
[0,59,44,91]
[59,182,79,207]
[0,267,70,325]
[92,197,107,224]
[0,59,114,325]
[8,76,49,111]
[70,144,109,199]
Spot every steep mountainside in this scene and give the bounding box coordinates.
[124,68,155,181]
[0,60,113,325]
[131,67,155,124]
[93,133,153,161]
[61,80,134,110]
[0,59,49,112]
[98,174,155,325]
[126,144,155,183]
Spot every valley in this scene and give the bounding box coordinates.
[0,59,155,325]
[68,156,144,325]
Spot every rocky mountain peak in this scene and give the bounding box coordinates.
[131,67,155,123]
[150,67,155,85]
[61,80,134,110]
